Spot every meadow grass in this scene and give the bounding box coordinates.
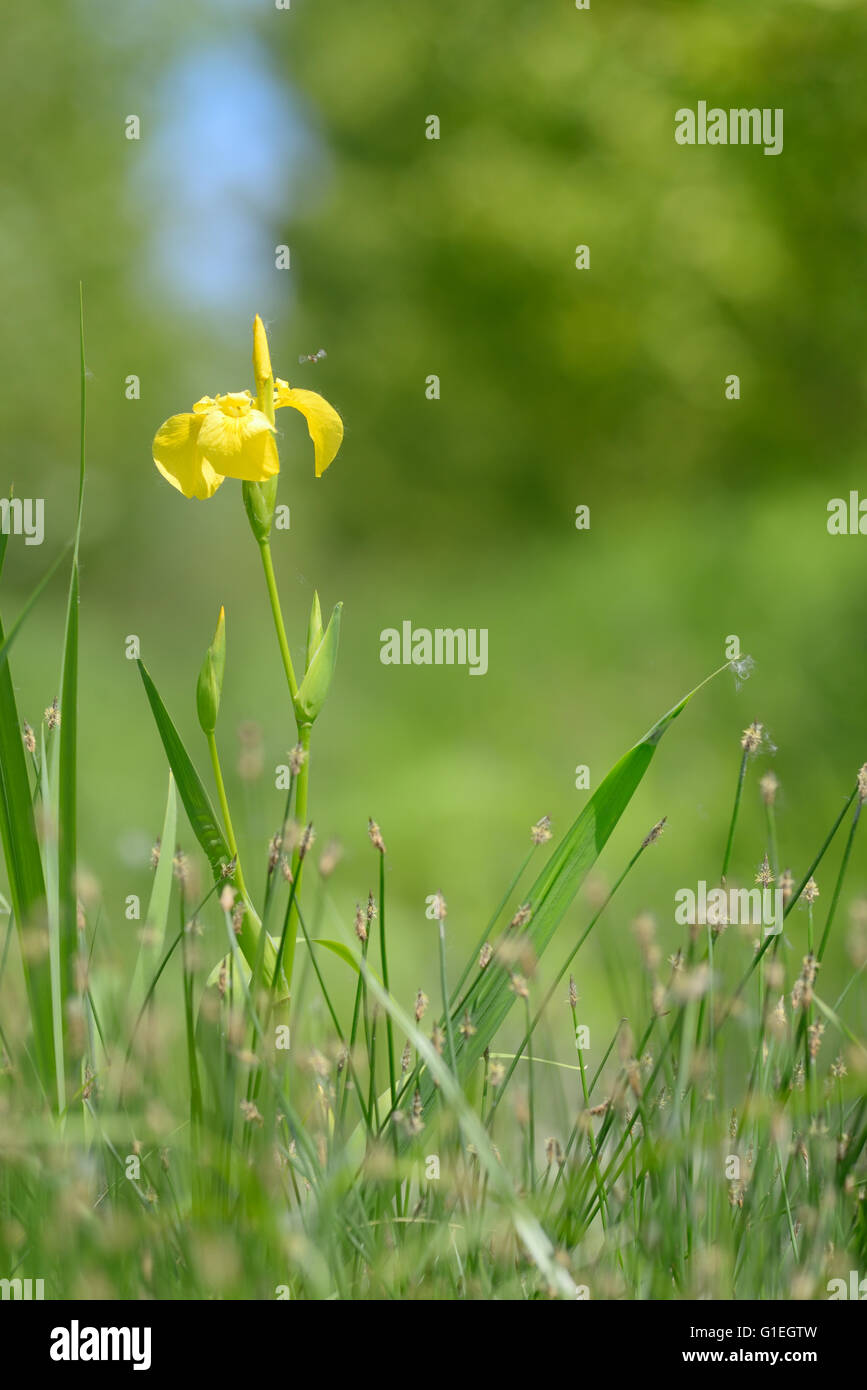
[0,310,865,1302]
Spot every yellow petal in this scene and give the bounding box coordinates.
[196,402,279,483]
[274,381,344,478]
[153,413,224,500]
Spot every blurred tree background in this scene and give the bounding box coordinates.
[2,0,866,1051]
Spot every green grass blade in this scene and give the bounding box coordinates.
[137,660,278,985]
[0,544,70,679]
[56,288,88,1094]
[38,728,65,1113]
[137,659,231,877]
[435,662,731,1091]
[0,615,56,1103]
[57,560,79,1055]
[130,773,177,1008]
[357,954,578,1297]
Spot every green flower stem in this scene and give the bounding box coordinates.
[438,918,458,1077]
[721,748,749,885]
[817,796,862,963]
[206,729,249,902]
[281,721,312,1004]
[259,539,300,706]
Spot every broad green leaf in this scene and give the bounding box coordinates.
[420,663,731,1107]
[137,659,277,984]
[307,937,383,984]
[137,659,231,877]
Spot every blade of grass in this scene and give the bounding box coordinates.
[130,773,177,1008]
[0,613,56,1104]
[136,658,277,984]
[356,951,578,1298]
[418,661,732,1118]
[0,544,70,679]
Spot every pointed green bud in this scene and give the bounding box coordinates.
[242,476,278,544]
[295,601,342,725]
[306,590,324,671]
[196,606,226,735]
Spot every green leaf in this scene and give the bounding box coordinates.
[306,937,384,985]
[357,956,578,1297]
[310,936,358,972]
[812,992,867,1062]
[0,544,69,680]
[57,560,79,1054]
[0,613,56,1103]
[130,774,177,1007]
[295,600,342,724]
[56,289,89,1081]
[137,660,231,878]
[421,663,731,1105]
[306,590,324,671]
[137,659,277,984]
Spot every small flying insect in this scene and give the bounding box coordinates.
[298,348,327,365]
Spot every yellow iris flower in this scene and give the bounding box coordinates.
[153,360,343,499]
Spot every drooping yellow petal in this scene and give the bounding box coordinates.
[196,396,279,483]
[274,380,344,478]
[153,412,225,500]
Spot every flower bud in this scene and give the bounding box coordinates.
[306,590,324,671]
[196,606,226,735]
[295,601,342,725]
[242,476,278,543]
[252,314,274,401]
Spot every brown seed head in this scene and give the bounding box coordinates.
[288,743,307,777]
[641,817,667,849]
[368,818,386,854]
[531,815,552,845]
[741,722,763,755]
[354,903,367,944]
[318,839,342,878]
[755,853,774,887]
[760,771,779,806]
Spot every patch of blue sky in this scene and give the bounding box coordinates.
[133,33,324,319]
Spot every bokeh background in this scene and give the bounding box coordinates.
[3,0,866,1058]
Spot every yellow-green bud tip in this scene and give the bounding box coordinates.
[252,314,273,392]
